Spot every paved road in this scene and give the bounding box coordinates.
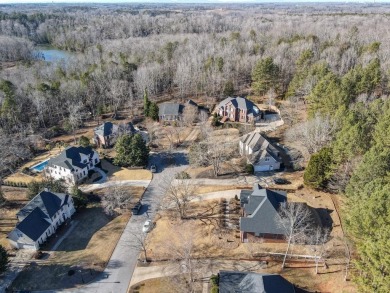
[48,151,188,293]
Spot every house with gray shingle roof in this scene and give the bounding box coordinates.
[8,190,75,250]
[217,96,262,123]
[240,131,281,172]
[158,102,185,123]
[219,270,295,293]
[240,184,287,243]
[45,146,99,185]
[94,121,136,148]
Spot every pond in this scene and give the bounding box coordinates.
[34,45,74,63]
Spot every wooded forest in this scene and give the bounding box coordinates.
[0,3,390,292]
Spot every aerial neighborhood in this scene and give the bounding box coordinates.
[0,3,387,293]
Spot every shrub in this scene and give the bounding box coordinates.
[304,147,332,189]
[175,171,191,179]
[0,245,8,274]
[245,164,254,174]
[79,136,90,148]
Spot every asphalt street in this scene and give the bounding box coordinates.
[49,151,188,293]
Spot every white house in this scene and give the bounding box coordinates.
[8,190,76,250]
[45,146,100,185]
[239,131,281,172]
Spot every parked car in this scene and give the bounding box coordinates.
[131,202,142,215]
[150,164,157,173]
[142,219,154,233]
[273,178,290,185]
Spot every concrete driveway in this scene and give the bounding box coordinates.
[54,151,188,293]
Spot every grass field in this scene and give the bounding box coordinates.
[101,159,152,181]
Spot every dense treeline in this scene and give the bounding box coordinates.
[0,5,390,290]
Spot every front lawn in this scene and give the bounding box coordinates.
[10,206,129,291]
[101,159,152,181]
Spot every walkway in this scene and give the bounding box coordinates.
[92,167,107,184]
[192,189,239,202]
[80,179,151,193]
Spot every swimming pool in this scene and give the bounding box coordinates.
[30,160,49,172]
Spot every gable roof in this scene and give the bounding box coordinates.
[158,103,184,116]
[240,185,287,235]
[95,122,136,137]
[17,190,68,220]
[95,121,114,137]
[47,146,95,170]
[240,132,281,164]
[218,97,261,117]
[219,271,295,293]
[14,207,51,242]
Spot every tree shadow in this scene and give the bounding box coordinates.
[315,208,334,230]
[8,263,104,291]
[45,207,113,252]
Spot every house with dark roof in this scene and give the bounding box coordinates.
[219,270,295,293]
[93,121,136,148]
[240,184,287,243]
[158,102,184,122]
[45,146,99,185]
[158,100,209,123]
[217,97,262,123]
[8,190,75,250]
[239,131,281,172]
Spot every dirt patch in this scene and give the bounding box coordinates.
[0,186,29,248]
[92,185,145,203]
[195,185,245,194]
[129,277,184,293]
[4,172,43,185]
[10,206,129,291]
[148,200,242,260]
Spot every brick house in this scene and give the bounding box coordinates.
[217,96,262,123]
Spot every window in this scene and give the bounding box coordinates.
[265,157,270,162]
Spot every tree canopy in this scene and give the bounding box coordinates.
[114,134,149,167]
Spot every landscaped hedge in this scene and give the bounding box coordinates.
[3,181,28,188]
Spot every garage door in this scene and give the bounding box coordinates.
[254,165,270,172]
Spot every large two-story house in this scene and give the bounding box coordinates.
[240,184,287,243]
[45,146,100,185]
[239,131,281,172]
[8,190,76,250]
[94,121,136,148]
[217,97,262,123]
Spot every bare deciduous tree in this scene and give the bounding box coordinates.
[102,186,133,216]
[164,221,203,293]
[160,172,197,219]
[67,102,84,144]
[307,226,330,274]
[182,104,199,126]
[276,202,313,269]
[128,231,149,263]
[285,113,337,154]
